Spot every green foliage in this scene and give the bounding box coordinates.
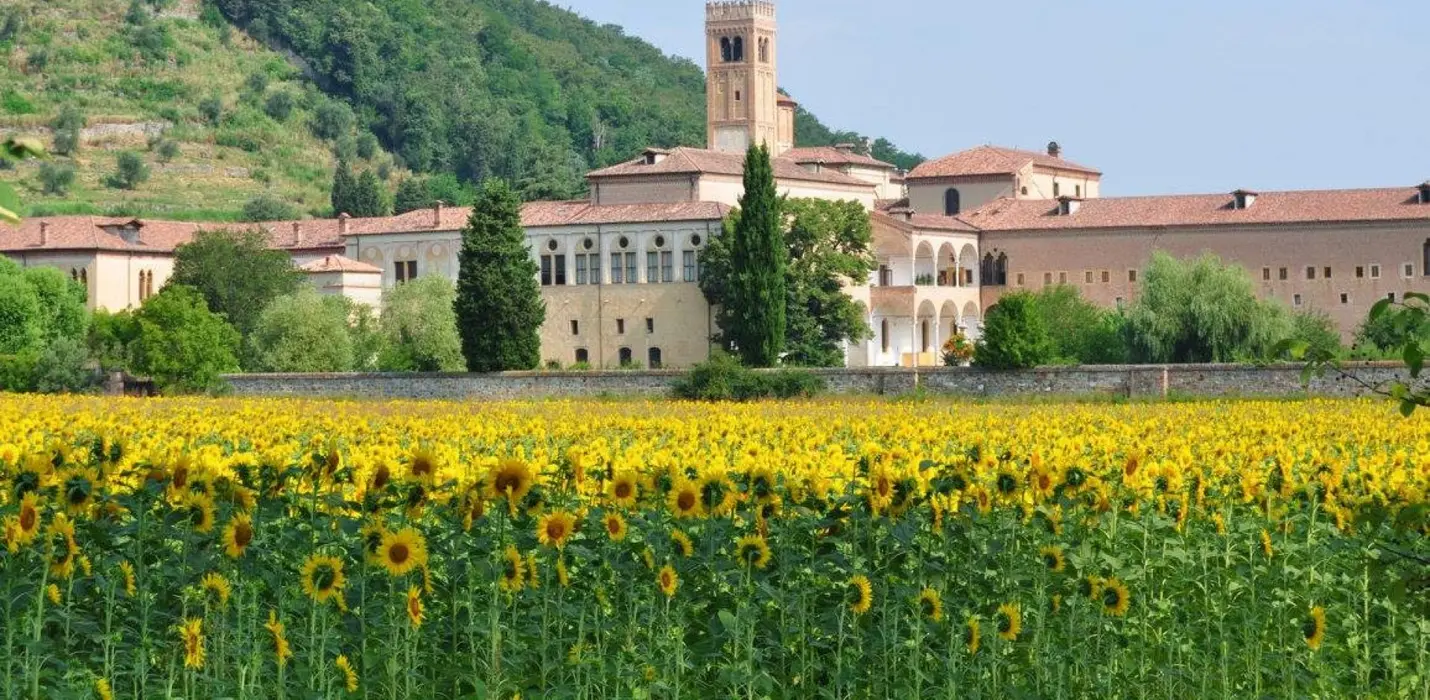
[721,144,785,367]
[1297,293,1430,416]
[51,105,85,156]
[975,292,1056,370]
[247,288,356,372]
[129,285,241,393]
[1287,309,1344,360]
[378,275,465,373]
[1029,285,1130,365]
[330,161,388,217]
[38,162,77,196]
[21,266,89,344]
[1127,253,1290,363]
[672,352,826,401]
[199,93,224,126]
[154,139,181,163]
[454,179,545,372]
[106,151,151,190]
[0,89,35,115]
[310,99,355,141]
[0,271,43,355]
[169,227,304,344]
[394,174,471,214]
[88,309,141,372]
[355,132,378,160]
[0,261,90,391]
[703,198,874,367]
[241,193,300,222]
[30,336,96,393]
[264,90,295,122]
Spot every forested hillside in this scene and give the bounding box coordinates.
[1,0,922,220]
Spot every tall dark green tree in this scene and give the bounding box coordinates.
[723,144,786,367]
[330,160,356,215]
[352,168,391,217]
[453,179,545,372]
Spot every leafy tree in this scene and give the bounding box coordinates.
[380,275,465,372]
[0,267,42,355]
[51,106,85,156]
[244,70,269,96]
[154,139,180,162]
[393,177,431,214]
[453,179,544,372]
[721,144,785,367]
[30,337,95,394]
[1127,253,1284,363]
[248,288,355,372]
[975,292,1056,370]
[1288,309,1344,360]
[264,90,295,122]
[241,194,300,222]
[88,309,141,372]
[356,133,379,160]
[1030,285,1129,364]
[38,162,76,195]
[129,285,241,393]
[21,266,88,344]
[310,99,355,141]
[702,198,873,367]
[169,227,303,344]
[107,152,150,190]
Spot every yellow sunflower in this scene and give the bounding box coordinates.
[499,545,525,592]
[406,445,440,485]
[222,514,254,559]
[603,512,628,542]
[14,491,42,547]
[47,583,61,605]
[995,602,1022,642]
[377,527,428,577]
[1039,545,1066,573]
[47,513,79,579]
[609,471,640,508]
[847,574,874,615]
[536,510,577,550]
[58,467,99,515]
[670,529,694,558]
[1080,575,1104,602]
[486,458,536,506]
[119,561,137,598]
[200,572,231,609]
[965,616,981,654]
[700,474,739,518]
[183,492,216,535]
[734,534,771,570]
[556,555,570,588]
[406,586,424,629]
[265,609,293,668]
[95,678,113,700]
[299,553,347,605]
[667,479,704,520]
[1101,577,1131,617]
[657,564,679,598]
[335,654,358,693]
[1303,605,1326,651]
[918,587,944,622]
[747,466,778,503]
[179,618,205,670]
[1260,529,1274,558]
[527,552,541,589]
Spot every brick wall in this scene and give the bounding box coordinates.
[224,363,1424,401]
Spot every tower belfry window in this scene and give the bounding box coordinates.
[732,36,744,62]
[720,37,732,62]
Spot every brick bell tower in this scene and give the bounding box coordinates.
[706,1,781,155]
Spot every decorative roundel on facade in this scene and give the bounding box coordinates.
[690,234,702,247]
[397,245,414,259]
[547,239,559,252]
[654,235,666,248]
[618,236,630,249]
[582,238,594,250]
[429,244,445,257]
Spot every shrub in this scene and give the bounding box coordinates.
[356,133,379,160]
[671,353,826,401]
[310,99,355,141]
[199,94,223,126]
[247,289,355,373]
[264,90,295,122]
[377,275,465,372]
[975,292,1055,370]
[31,337,96,394]
[155,139,180,162]
[245,71,269,96]
[38,162,77,195]
[241,194,300,222]
[106,152,150,190]
[128,285,241,393]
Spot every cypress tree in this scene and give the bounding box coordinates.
[454,179,545,372]
[352,169,391,217]
[330,160,356,215]
[726,143,785,366]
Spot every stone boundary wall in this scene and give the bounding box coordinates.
[223,363,1423,401]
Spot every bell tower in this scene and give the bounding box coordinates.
[706,1,781,154]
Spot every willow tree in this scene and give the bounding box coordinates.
[1127,252,1280,363]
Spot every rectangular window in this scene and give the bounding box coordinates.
[395,260,418,284]
[1129,269,1139,283]
[1016,273,1026,287]
[576,255,588,285]
[1306,266,1315,280]
[554,255,566,286]
[1262,267,1271,281]
[616,318,626,335]
[1371,265,1381,279]
[539,256,552,286]
[645,317,655,334]
[647,252,659,283]
[661,251,673,282]
[570,320,579,336]
[1293,294,1303,307]
[683,251,697,282]
[1043,272,1053,286]
[1340,293,1349,305]
[1388,292,1397,303]
[878,266,893,287]
[1356,266,1365,279]
[588,255,601,284]
[1404,263,1416,278]
[1058,271,1068,284]
[1277,267,1287,281]
[1101,270,1110,284]
[610,255,624,284]
[1324,267,1332,279]
[1053,182,1060,197]
[625,252,637,285]
[1085,270,1094,284]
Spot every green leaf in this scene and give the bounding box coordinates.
[1404,343,1425,377]
[1369,297,1394,321]
[1400,400,1417,418]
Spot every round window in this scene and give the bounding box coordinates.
[582,238,594,250]
[691,234,703,247]
[654,235,666,248]
[546,239,559,252]
[618,236,630,249]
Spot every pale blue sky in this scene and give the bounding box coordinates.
[563,0,1429,195]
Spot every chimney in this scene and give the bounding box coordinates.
[38,221,49,247]
[338,212,350,236]
[433,200,445,228]
[292,221,303,246]
[1047,141,1062,159]
[1056,196,1082,216]
[1232,190,1258,210]
[834,143,856,154]
[1418,181,1430,204]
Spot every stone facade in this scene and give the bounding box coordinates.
[225,363,1425,401]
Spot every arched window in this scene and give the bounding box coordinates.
[575,348,589,365]
[1423,239,1429,277]
[758,38,769,63]
[944,188,961,216]
[732,36,744,62]
[648,347,663,369]
[618,347,633,367]
[981,254,995,285]
[920,320,930,352]
[995,253,1009,286]
[720,37,731,62]
[880,319,890,353]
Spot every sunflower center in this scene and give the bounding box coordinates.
[65,477,92,505]
[1303,618,1318,640]
[372,466,390,490]
[189,506,207,526]
[677,491,696,511]
[1103,589,1120,608]
[389,543,410,565]
[412,458,433,477]
[998,617,1012,634]
[314,564,337,591]
[875,476,892,498]
[172,467,188,489]
[1043,554,1059,570]
[19,507,36,531]
[546,522,568,541]
[234,522,253,547]
[606,519,620,536]
[996,474,1017,494]
[614,482,633,499]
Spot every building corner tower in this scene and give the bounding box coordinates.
[705,1,784,155]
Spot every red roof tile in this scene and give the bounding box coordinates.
[299,255,382,274]
[0,216,202,253]
[783,146,895,170]
[872,210,980,233]
[908,145,1101,180]
[964,187,1430,232]
[586,147,876,188]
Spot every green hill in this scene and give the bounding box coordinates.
[1,0,921,221]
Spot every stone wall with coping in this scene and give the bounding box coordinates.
[223,363,1422,401]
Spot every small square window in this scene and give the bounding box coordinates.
[1278,267,1288,281]
[1404,263,1416,278]
[1016,273,1026,287]
[1340,293,1349,305]
[570,320,579,336]
[645,318,655,334]
[1356,266,1365,279]
[1115,297,1125,309]
[1128,269,1139,283]
[1101,270,1110,283]
[1085,270,1094,284]
[1388,292,1397,302]
[616,319,626,335]
[1262,268,1271,281]
[1323,267,1332,279]
[1043,272,1053,285]
[1293,294,1303,307]
[1371,265,1381,279]
[1058,271,1068,284]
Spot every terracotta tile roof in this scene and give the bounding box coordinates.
[964,187,1430,232]
[342,200,730,236]
[908,145,1101,180]
[872,210,980,233]
[875,198,910,212]
[783,146,895,170]
[0,216,202,253]
[586,147,876,188]
[299,255,382,274]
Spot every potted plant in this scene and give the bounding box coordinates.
[941,330,975,367]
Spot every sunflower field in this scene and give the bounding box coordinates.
[1,395,1427,700]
